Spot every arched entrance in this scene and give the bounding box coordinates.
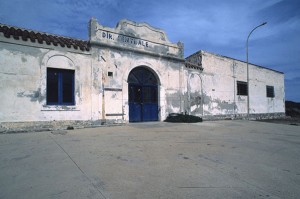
[128,67,159,122]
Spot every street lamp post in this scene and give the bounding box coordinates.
[246,22,267,119]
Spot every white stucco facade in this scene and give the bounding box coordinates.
[0,18,285,126]
[186,51,285,119]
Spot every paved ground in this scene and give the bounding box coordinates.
[0,120,299,199]
[257,117,300,126]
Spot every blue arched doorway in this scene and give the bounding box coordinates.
[128,67,159,122]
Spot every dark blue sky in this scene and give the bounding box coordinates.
[1,0,299,102]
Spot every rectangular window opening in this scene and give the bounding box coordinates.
[266,85,275,98]
[108,71,113,77]
[47,68,75,105]
[237,81,248,96]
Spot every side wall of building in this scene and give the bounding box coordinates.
[186,51,285,119]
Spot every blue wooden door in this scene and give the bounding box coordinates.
[128,67,158,122]
[142,86,158,121]
[129,85,142,122]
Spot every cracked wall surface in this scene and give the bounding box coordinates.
[0,35,93,122]
[186,51,285,118]
[0,19,285,124]
[89,18,185,122]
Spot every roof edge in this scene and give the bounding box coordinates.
[187,50,284,75]
[0,23,90,52]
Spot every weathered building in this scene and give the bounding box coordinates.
[0,18,285,127]
[186,51,285,119]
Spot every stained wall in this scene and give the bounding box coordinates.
[0,32,94,122]
[0,20,285,125]
[186,50,285,119]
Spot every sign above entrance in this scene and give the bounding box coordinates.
[101,31,149,48]
[89,18,184,59]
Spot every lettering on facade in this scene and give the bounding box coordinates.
[101,31,149,47]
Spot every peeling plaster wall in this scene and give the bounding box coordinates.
[89,18,184,59]
[89,18,185,122]
[188,73,203,116]
[0,36,93,122]
[0,19,284,124]
[0,18,185,124]
[93,46,184,122]
[186,50,285,118]
[249,64,285,114]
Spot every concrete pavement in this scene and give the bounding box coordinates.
[0,120,299,199]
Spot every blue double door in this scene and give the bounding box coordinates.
[128,67,159,122]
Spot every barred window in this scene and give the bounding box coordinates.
[266,86,275,98]
[237,81,248,96]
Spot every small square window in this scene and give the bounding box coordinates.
[47,68,75,105]
[237,81,248,96]
[266,86,275,98]
[108,71,113,77]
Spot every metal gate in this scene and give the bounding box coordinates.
[128,67,158,122]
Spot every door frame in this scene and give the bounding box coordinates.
[128,66,160,122]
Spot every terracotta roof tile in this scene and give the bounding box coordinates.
[0,24,90,52]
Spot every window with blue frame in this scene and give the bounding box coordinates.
[47,68,75,105]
